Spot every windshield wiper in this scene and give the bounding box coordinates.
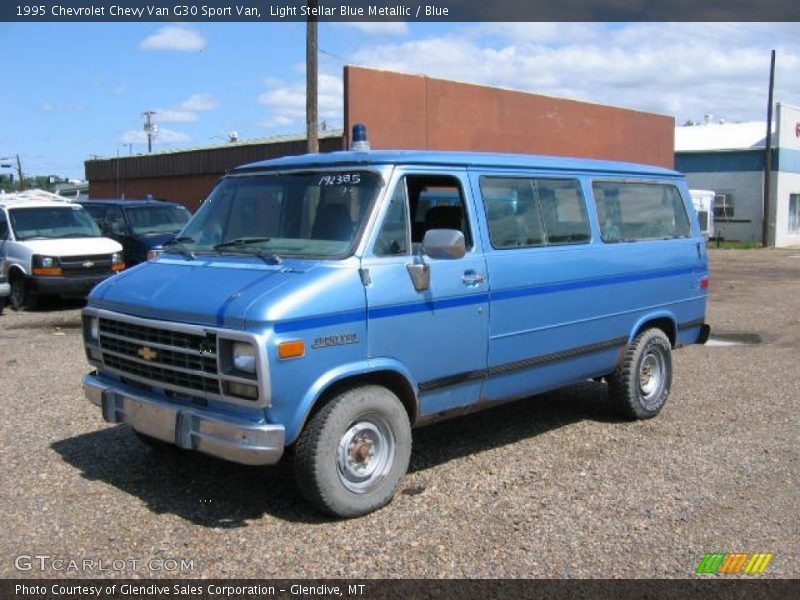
[163,236,196,260]
[214,237,271,249]
[213,238,281,265]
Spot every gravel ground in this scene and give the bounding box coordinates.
[0,248,797,579]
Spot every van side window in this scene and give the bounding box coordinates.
[480,177,589,248]
[480,177,544,248]
[374,181,410,256]
[536,179,591,244]
[406,175,472,250]
[593,181,691,242]
[0,212,8,239]
[81,204,107,226]
[106,207,127,236]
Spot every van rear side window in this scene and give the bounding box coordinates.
[480,177,590,249]
[593,181,691,243]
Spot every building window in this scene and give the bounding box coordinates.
[789,194,800,234]
[714,193,734,219]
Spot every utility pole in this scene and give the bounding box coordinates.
[306,0,319,154]
[16,154,25,190]
[762,50,776,248]
[143,111,157,153]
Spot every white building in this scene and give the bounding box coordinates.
[675,103,800,247]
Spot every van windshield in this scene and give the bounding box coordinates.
[9,205,102,240]
[126,205,191,235]
[179,171,382,258]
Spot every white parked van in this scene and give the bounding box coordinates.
[689,189,715,240]
[0,190,124,310]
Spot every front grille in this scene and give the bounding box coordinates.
[61,254,113,277]
[98,317,221,397]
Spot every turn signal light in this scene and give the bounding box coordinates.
[700,276,709,289]
[278,340,305,360]
[32,267,63,276]
[111,263,126,271]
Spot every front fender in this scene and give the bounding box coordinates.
[283,357,418,444]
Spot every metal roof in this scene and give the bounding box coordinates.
[234,149,680,177]
[78,199,186,208]
[675,121,772,152]
[86,131,345,181]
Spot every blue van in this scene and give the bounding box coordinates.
[81,137,710,517]
[78,199,191,267]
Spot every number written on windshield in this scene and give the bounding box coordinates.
[319,173,361,186]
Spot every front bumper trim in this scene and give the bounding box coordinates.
[83,374,284,466]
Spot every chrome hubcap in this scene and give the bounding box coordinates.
[639,351,664,407]
[336,415,395,494]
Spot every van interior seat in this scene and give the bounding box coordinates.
[424,205,463,233]
[312,204,353,241]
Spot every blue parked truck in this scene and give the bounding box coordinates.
[82,136,710,517]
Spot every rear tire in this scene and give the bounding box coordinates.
[294,385,412,518]
[608,328,672,419]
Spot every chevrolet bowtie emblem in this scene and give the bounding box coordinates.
[138,346,158,361]
[82,260,95,268]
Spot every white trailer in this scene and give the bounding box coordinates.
[690,189,715,240]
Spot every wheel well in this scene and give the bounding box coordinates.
[307,370,418,427]
[634,317,676,347]
[8,266,25,282]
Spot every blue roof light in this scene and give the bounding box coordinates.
[350,123,370,151]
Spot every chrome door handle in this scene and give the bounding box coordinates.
[462,271,486,286]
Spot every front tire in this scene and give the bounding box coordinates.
[294,385,412,518]
[608,328,673,419]
[9,276,36,311]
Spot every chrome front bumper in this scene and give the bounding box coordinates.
[83,374,285,466]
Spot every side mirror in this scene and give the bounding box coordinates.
[422,229,466,260]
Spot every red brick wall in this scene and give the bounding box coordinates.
[344,66,674,168]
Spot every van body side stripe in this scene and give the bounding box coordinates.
[274,266,704,333]
[490,266,701,303]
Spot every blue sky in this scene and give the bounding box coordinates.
[1,22,799,180]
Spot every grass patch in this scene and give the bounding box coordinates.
[710,240,762,250]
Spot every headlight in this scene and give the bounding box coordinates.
[84,316,100,342]
[32,255,62,276]
[232,342,256,373]
[111,252,125,271]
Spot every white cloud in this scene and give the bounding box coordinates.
[156,93,217,123]
[345,23,800,124]
[120,128,190,145]
[40,103,54,112]
[180,92,217,112]
[140,25,206,52]
[156,109,197,123]
[258,74,343,128]
[338,22,409,36]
